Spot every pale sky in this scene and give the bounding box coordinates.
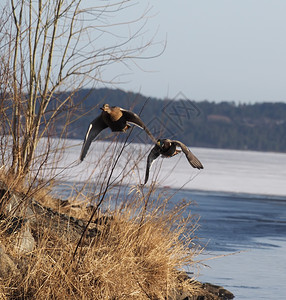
[100,0,286,103]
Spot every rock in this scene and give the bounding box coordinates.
[201,283,234,299]
[0,244,17,277]
[14,222,35,254]
[29,199,100,243]
[0,186,35,221]
[0,185,100,244]
[171,272,234,300]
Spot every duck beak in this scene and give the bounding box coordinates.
[157,140,161,146]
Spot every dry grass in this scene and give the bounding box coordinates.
[0,169,205,299]
[0,134,211,300]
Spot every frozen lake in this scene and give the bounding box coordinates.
[53,139,286,198]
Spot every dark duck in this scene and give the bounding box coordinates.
[144,138,204,184]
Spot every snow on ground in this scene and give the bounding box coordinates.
[51,139,286,197]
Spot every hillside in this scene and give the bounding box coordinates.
[59,88,286,152]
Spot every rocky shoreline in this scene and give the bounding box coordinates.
[0,184,234,299]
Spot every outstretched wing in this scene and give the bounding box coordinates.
[121,109,157,144]
[173,140,204,169]
[80,116,108,161]
[144,145,161,184]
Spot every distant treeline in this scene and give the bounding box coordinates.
[59,88,286,152]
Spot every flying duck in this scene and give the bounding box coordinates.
[144,139,204,184]
[80,104,157,161]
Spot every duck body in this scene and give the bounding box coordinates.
[157,139,180,157]
[144,138,203,184]
[101,105,130,132]
[80,104,157,161]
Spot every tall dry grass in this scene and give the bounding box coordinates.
[0,137,206,299]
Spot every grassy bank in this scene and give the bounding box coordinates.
[0,170,210,299]
[0,137,235,299]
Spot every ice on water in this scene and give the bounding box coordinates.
[54,139,286,197]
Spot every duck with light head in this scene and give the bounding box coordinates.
[80,104,157,161]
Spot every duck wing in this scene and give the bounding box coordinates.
[144,145,161,184]
[80,116,108,161]
[172,140,204,169]
[121,109,157,144]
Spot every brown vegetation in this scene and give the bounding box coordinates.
[0,169,211,299]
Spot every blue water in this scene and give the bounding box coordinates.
[173,189,286,252]
[54,183,286,299]
[173,189,286,299]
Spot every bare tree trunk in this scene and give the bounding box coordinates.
[0,0,163,179]
[11,0,24,174]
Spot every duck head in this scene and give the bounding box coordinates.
[157,139,171,149]
[101,104,111,112]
